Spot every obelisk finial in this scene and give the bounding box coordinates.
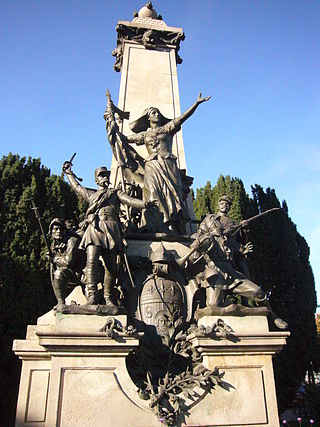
[134,2,161,20]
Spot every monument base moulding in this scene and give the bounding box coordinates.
[13,310,288,427]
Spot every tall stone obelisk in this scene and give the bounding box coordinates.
[110,2,196,229]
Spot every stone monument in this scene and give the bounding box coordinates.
[13,3,289,426]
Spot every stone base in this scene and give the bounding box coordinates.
[13,312,288,426]
[196,303,269,319]
[55,303,125,316]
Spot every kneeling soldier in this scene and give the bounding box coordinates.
[48,218,84,307]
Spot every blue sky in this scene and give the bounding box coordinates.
[1,0,319,306]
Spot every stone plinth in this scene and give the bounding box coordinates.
[183,316,290,427]
[13,313,158,427]
[13,313,288,426]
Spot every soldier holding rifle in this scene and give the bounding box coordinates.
[31,199,84,308]
[48,218,84,308]
[191,198,287,329]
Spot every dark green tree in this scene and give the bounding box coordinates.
[193,177,317,413]
[248,185,317,412]
[0,153,86,425]
[193,175,253,222]
[193,181,213,220]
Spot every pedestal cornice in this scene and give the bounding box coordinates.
[113,19,185,71]
[189,331,290,356]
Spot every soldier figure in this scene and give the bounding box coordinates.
[63,162,155,310]
[198,195,252,277]
[191,220,288,329]
[201,195,236,233]
[48,218,84,308]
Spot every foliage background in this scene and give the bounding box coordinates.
[193,175,318,413]
[0,155,318,423]
[0,154,85,425]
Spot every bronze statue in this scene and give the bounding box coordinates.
[104,92,210,234]
[203,196,235,231]
[197,196,280,277]
[191,218,288,329]
[127,94,210,234]
[47,218,84,308]
[198,195,252,277]
[63,162,155,310]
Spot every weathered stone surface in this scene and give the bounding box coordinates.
[13,313,288,426]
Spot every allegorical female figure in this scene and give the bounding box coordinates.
[126,93,210,234]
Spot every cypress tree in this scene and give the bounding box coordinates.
[0,154,85,425]
[193,176,317,412]
[193,181,213,220]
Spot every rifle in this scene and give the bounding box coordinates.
[176,234,213,267]
[30,199,52,257]
[192,207,281,265]
[229,207,281,236]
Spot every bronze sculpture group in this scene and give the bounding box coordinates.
[22,4,289,425]
[38,91,288,331]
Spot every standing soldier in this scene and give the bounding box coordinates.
[63,161,155,310]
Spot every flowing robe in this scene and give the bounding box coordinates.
[130,119,185,227]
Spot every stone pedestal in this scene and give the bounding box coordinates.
[186,316,290,426]
[13,313,155,427]
[13,313,288,426]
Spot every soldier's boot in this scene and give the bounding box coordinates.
[206,286,224,307]
[266,300,288,330]
[52,281,65,308]
[255,293,288,330]
[104,277,118,315]
[86,284,98,305]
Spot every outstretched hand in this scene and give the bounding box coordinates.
[242,242,253,255]
[196,92,211,105]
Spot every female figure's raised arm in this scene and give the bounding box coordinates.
[174,93,211,128]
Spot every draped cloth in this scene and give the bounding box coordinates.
[144,154,184,225]
[129,118,186,230]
